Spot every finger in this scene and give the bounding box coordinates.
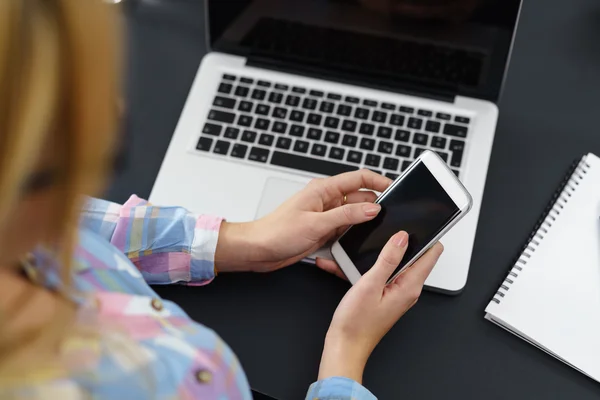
[320,169,392,203]
[362,231,409,286]
[392,242,444,288]
[316,202,381,234]
[344,190,378,205]
[315,258,348,281]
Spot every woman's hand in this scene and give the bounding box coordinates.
[318,232,444,383]
[214,169,392,275]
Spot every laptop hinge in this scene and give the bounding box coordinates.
[246,55,456,104]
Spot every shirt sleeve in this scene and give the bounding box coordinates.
[305,377,377,400]
[80,196,223,286]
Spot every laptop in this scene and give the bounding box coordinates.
[150,0,523,294]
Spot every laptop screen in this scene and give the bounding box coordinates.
[207,0,522,102]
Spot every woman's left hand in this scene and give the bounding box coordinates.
[215,170,392,277]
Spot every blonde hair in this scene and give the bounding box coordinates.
[0,0,121,386]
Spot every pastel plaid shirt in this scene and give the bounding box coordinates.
[9,196,377,400]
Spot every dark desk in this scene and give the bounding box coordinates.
[109,0,600,398]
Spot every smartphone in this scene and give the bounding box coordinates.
[331,150,472,284]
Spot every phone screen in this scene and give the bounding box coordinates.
[339,161,460,277]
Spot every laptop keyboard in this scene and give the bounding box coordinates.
[197,74,470,180]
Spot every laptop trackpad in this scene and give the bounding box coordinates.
[255,177,306,219]
[255,177,333,262]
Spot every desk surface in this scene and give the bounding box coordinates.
[110,0,600,398]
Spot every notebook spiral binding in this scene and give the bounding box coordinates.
[491,157,592,304]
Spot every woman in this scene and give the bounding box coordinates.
[0,0,443,399]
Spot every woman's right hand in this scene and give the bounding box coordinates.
[317,232,444,384]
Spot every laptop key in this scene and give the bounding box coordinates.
[251,89,266,101]
[368,169,382,175]
[431,136,446,149]
[444,123,468,138]
[208,110,235,124]
[414,147,426,158]
[342,134,358,147]
[218,82,233,94]
[359,123,375,136]
[336,104,352,117]
[272,121,288,134]
[363,99,377,107]
[452,169,460,177]
[302,98,317,110]
[240,77,254,84]
[268,92,283,104]
[290,125,305,137]
[324,116,340,129]
[310,90,324,98]
[271,151,356,176]
[436,112,451,121]
[213,96,236,109]
[202,123,222,136]
[255,118,270,131]
[417,109,433,117]
[275,83,289,91]
[449,139,465,168]
[213,140,230,155]
[355,107,369,120]
[238,115,253,127]
[408,117,423,129]
[342,120,357,132]
[259,133,275,147]
[401,160,412,171]
[383,157,399,171]
[257,80,271,88]
[249,147,270,163]
[307,128,323,141]
[399,106,414,114]
[390,114,405,126]
[378,141,394,154]
[307,113,323,126]
[285,95,300,107]
[222,74,236,81]
[381,102,395,110]
[345,96,359,104]
[276,137,292,150]
[231,143,248,158]
[365,154,381,167]
[292,86,307,94]
[234,86,250,97]
[238,100,253,113]
[290,110,305,122]
[413,133,428,146]
[395,129,410,142]
[324,131,340,144]
[329,146,345,160]
[272,107,287,119]
[455,116,470,124]
[256,104,270,115]
[293,140,310,153]
[386,173,399,180]
[360,138,375,151]
[311,143,327,157]
[327,93,342,100]
[196,137,213,151]
[319,101,335,113]
[377,126,392,139]
[224,127,240,139]
[241,130,257,143]
[396,144,411,158]
[436,151,449,162]
[425,120,441,133]
[372,111,388,124]
[347,150,363,164]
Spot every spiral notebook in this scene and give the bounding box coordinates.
[485,153,600,382]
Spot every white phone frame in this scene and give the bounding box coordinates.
[331,150,473,285]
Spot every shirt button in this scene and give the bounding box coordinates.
[195,369,213,384]
[150,298,164,312]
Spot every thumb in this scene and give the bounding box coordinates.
[316,203,381,234]
[362,231,409,286]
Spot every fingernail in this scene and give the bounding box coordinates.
[363,204,381,216]
[393,232,409,248]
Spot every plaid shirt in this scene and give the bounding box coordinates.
[8,196,376,400]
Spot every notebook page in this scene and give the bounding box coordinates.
[486,153,600,381]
